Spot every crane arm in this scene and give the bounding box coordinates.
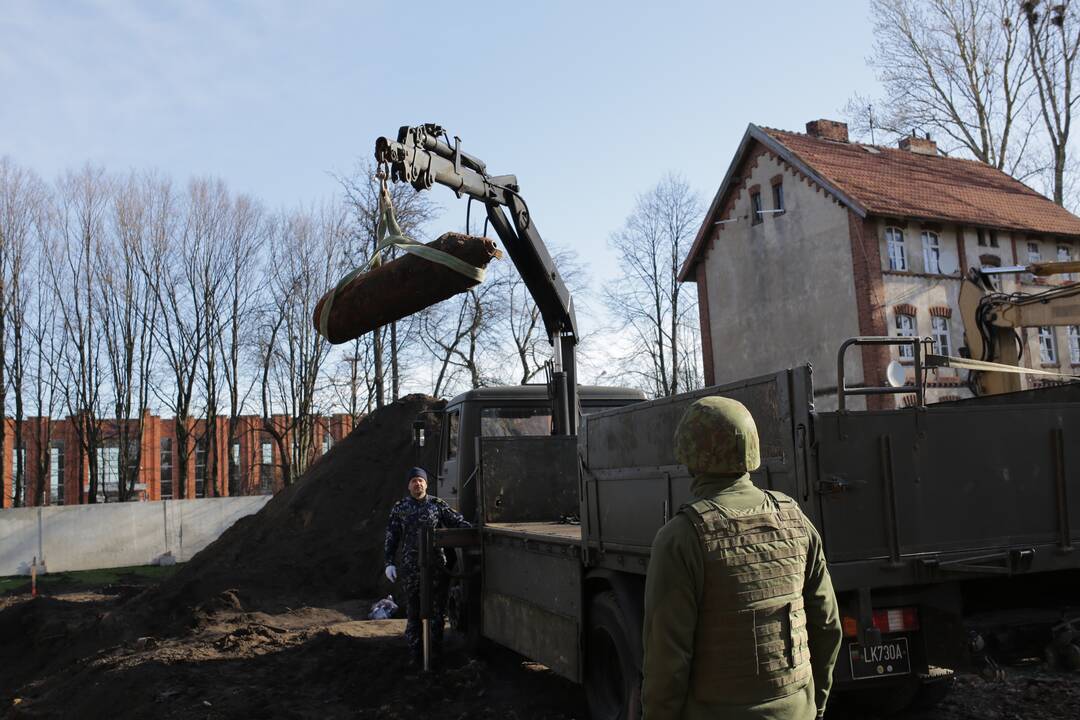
[374,124,579,433]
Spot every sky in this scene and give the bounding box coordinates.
[0,0,881,380]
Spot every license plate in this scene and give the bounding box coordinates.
[848,637,911,680]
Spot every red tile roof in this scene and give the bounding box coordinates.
[763,127,1080,236]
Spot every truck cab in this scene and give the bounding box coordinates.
[436,384,646,520]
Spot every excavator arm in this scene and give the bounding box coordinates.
[374,124,579,434]
[959,261,1080,395]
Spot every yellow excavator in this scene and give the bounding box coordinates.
[957,260,1080,395]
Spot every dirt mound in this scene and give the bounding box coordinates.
[121,394,444,636]
[8,606,584,720]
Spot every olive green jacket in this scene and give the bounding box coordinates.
[641,474,843,720]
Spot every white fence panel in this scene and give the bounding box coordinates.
[0,496,270,576]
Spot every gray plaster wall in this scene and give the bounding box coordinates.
[0,496,270,577]
[702,153,862,410]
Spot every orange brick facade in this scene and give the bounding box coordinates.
[1,413,354,508]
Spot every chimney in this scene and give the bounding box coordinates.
[805,119,849,143]
[898,133,938,155]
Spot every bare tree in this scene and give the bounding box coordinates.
[29,215,65,506]
[1022,0,1080,205]
[219,193,264,495]
[257,204,347,486]
[49,166,111,503]
[0,158,45,506]
[604,174,703,398]
[99,174,160,501]
[141,179,208,500]
[337,162,438,406]
[848,0,1036,174]
[490,246,587,385]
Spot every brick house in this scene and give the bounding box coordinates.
[1,412,354,508]
[678,119,1080,409]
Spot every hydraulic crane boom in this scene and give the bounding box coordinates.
[375,124,580,434]
[959,260,1080,395]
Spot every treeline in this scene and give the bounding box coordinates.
[0,158,704,506]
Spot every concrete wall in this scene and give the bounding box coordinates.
[0,496,270,576]
[702,151,861,410]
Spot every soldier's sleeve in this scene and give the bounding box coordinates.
[437,498,471,529]
[641,514,702,720]
[384,502,403,566]
[802,515,843,718]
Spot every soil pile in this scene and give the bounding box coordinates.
[122,394,444,636]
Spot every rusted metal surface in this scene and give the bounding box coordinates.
[312,232,499,344]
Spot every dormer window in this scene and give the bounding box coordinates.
[886,227,907,271]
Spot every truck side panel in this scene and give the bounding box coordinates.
[816,399,1080,591]
[580,368,814,556]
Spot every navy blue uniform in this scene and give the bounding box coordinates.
[384,495,470,662]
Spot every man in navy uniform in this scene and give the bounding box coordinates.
[384,466,471,669]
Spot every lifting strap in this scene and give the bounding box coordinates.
[930,354,1080,383]
[318,176,487,340]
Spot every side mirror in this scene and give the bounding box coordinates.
[413,419,426,447]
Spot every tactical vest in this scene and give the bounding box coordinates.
[680,490,812,705]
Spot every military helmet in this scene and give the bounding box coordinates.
[674,396,761,475]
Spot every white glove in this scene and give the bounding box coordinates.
[385,565,397,583]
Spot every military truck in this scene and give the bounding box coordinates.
[373,125,1080,718]
[433,353,1080,719]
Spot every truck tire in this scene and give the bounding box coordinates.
[586,591,641,720]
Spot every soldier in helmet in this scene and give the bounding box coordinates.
[642,397,842,719]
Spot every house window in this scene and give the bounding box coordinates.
[260,441,273,494]
[160,438,173,500]
[886,227,907,271]
[896,312,917,359]
[772,182,784,214]
[922,231,941,274]
[321,433,332,455]
[1069,326,1080,364]
[1059,245,1074,282]
[977,229,986,247]
[50,442,65,505]
[931,315,951,356]
[194,438,207,498]
[1039,326,1057,364]
[750,191,763,225]
[1027,241,1041,283]
[989,231,999,248]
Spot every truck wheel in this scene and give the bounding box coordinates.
[586,592,641,720]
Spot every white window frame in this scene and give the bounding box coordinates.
[896,313,916,359]
[1027,241,1042,283]
[886,227,907,271]
[931,315,951,356]
[1069,325,1080,364]
[1059,245,1074,282]
[922,231,941,274]
[322,434,332,455]
[1039,326,1058,364]
[49,444,64,505]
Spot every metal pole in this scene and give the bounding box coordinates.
[419,526,432,672]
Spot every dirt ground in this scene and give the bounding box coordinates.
[3,583,1079,719]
